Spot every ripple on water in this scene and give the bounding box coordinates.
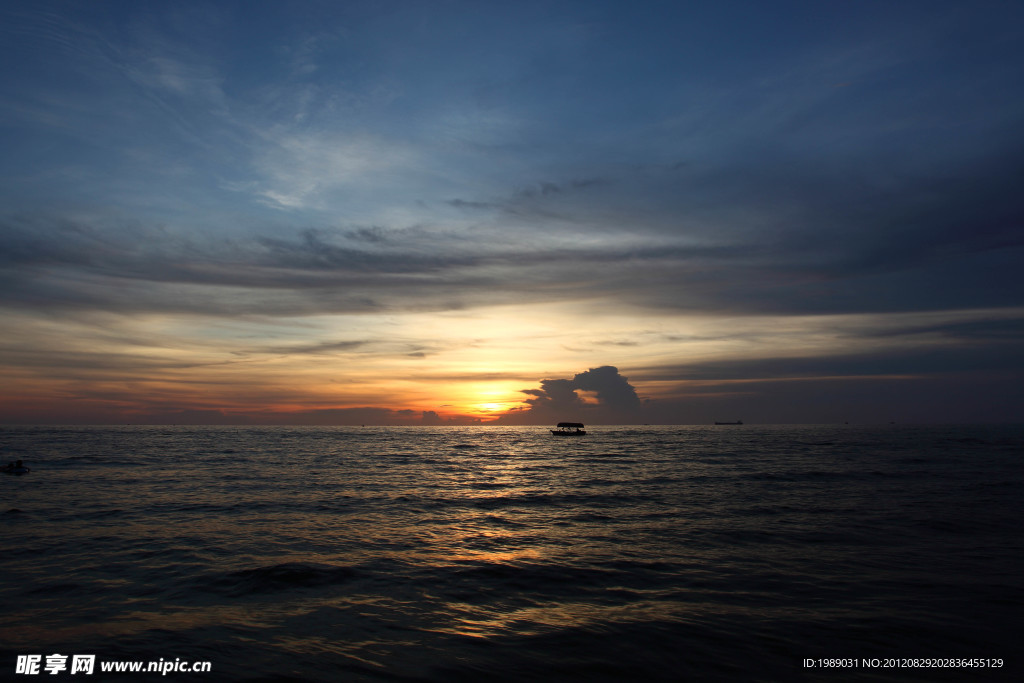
[0,424,1021,681]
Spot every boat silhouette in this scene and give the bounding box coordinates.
[551,422,586,435]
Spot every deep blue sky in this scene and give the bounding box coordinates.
[1,0,1022,424]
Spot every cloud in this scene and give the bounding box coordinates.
[4,167,1021,324]
[572,365,642,412]
[446,199,497,210]
[499,365,642,424]
[262,340,368,356]
[250,131,419,211]
[3,1,1024,425]
[521,378,582,414]
[0,214,491,316]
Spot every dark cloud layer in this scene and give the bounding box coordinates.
[5,123,1022,320]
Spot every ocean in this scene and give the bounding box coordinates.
[1,424,1021,682]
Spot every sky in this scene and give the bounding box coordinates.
[1,0,1022,425]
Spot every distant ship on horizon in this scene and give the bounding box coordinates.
[714,420,743,425]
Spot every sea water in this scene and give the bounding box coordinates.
[1,425,1021,681]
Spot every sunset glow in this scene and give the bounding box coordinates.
[1,2,1022,425]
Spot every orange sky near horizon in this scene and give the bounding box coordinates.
[4,303,1019,425]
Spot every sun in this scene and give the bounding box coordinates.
[454,381,529,418]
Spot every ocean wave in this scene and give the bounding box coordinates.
[2,424,1022,681]
[200,562,359,597]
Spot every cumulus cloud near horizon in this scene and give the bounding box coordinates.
[498,366,644,424]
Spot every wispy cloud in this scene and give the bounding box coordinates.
[2,1,1023,423]
[247,130,421,210]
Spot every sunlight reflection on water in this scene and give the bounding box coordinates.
[1,424,1022,680]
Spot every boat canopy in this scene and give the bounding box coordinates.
[556,422,585,428]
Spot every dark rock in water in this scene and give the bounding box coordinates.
[6,508,22,514]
